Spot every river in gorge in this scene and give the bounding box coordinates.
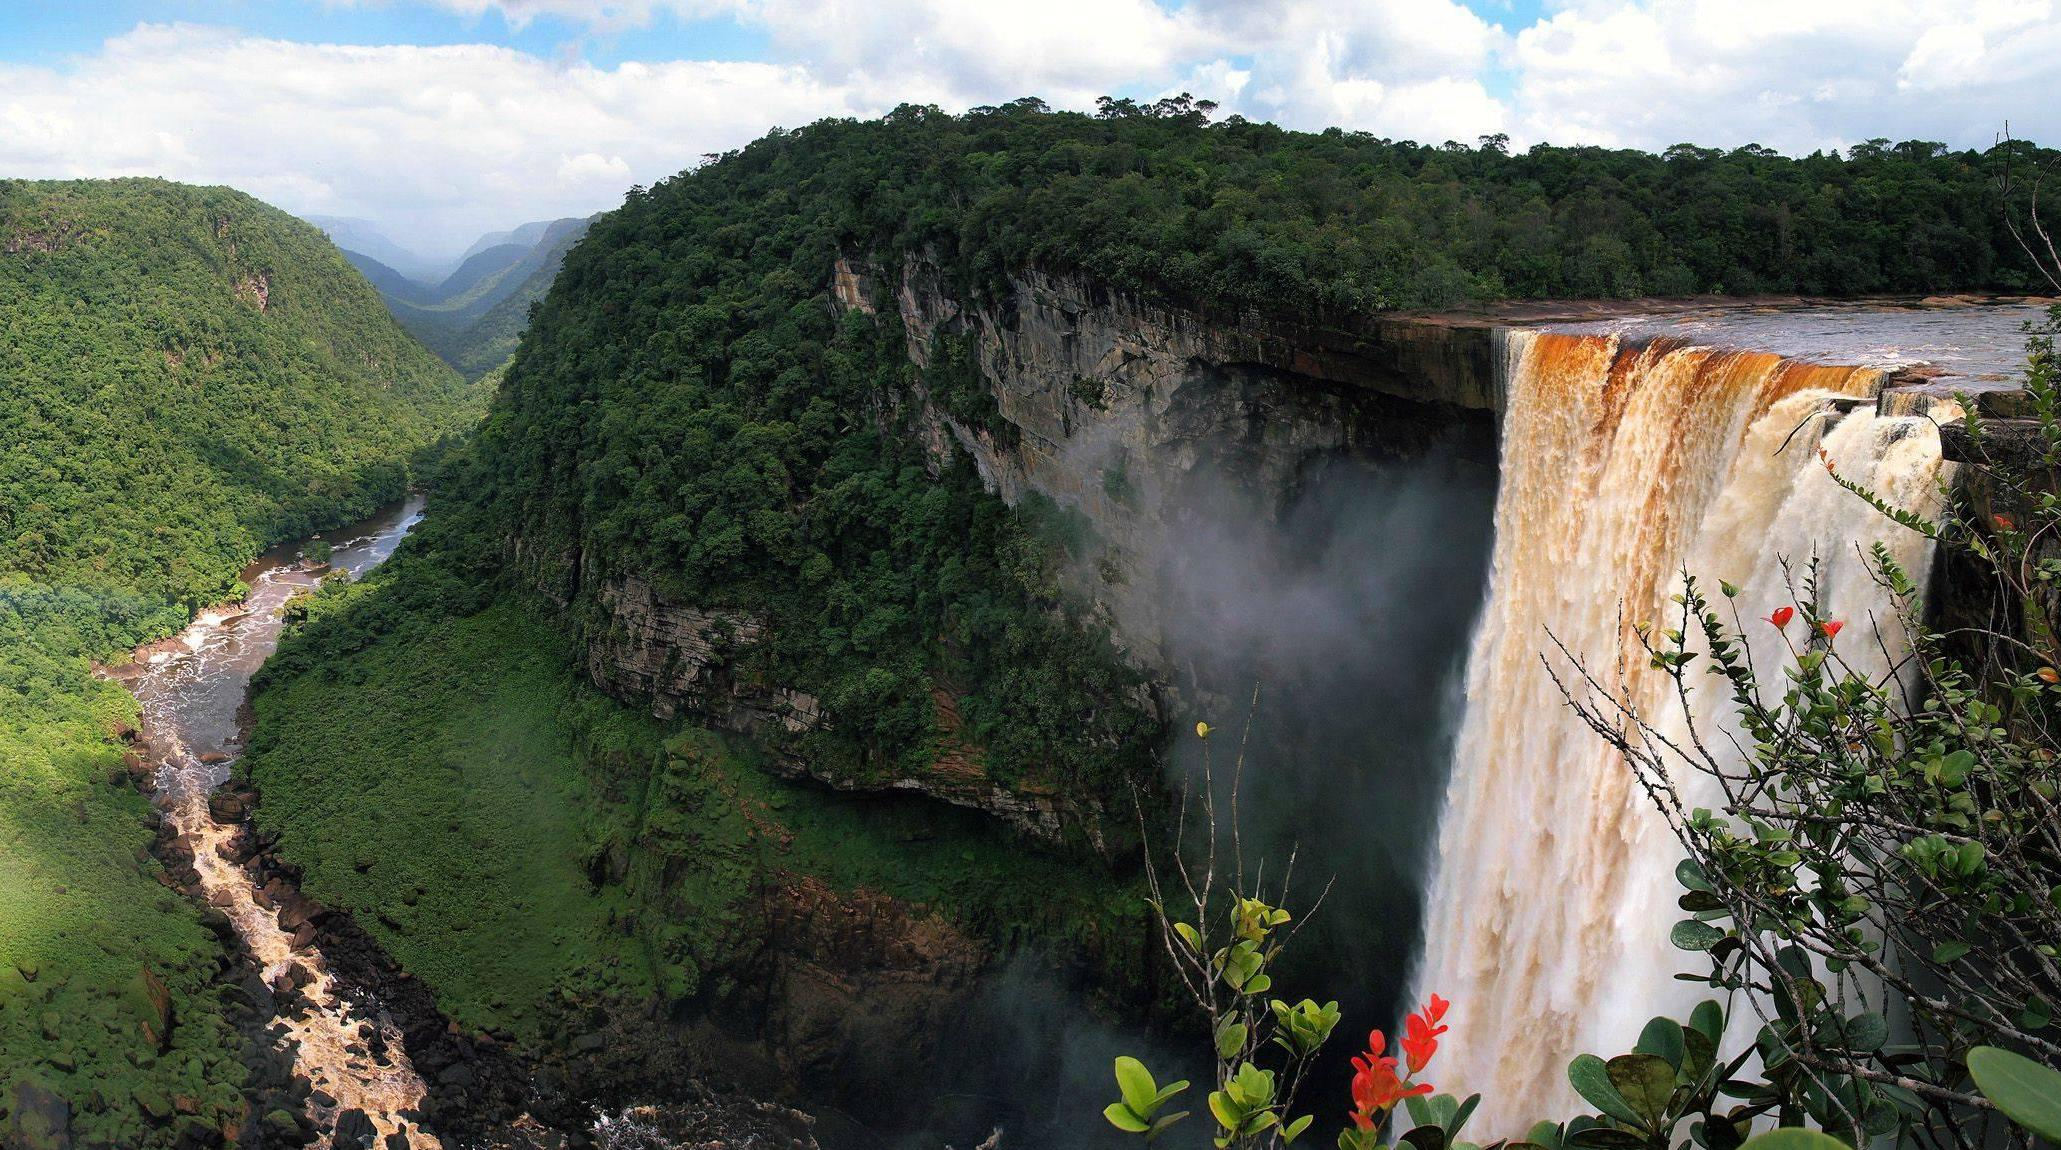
[106,496,435,1150]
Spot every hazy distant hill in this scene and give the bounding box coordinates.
[307,213,448,281]
[339,214,591,378]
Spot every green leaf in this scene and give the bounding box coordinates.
[1839,1012,1888,1054]
[1932,940,1971,964]
[1405,1093,1438,1129]
[1284,1114,1315,1144]
[1566,1127,1650,1149]
[1105,1103,1151,1134]
[1117,1057,1161,1117]
[1969,1045,2061,1141]
[1606,1053,1680,1127]
[1450,1094,1481,1139]
[1402,1125,1449,1150]
[1735,1129,1850,1150]
[1526,1121,1566,1150]
[1636,1018,1687,1070]
[1689,1001,1724,1046]
[1677,858,1713,892]
[1569,1054,1646,1127]
[1216,1019,1250,1059]
[1208,1090,1240,1132]
[1672,920,1727,951]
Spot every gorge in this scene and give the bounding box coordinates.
[6,107,2059,1150]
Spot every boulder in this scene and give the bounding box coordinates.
[332,1109,377,1149]
[7,1080,72,1150]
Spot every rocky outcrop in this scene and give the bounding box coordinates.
[584,576,824,733]
[571,257,1505,838]
[757,877,987,1098]
[839,254,1498,667]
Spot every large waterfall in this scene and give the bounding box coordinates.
[1413,329,1948,1134]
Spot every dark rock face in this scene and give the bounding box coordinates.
[7,1081,72,1150]
[567,256,1499,840]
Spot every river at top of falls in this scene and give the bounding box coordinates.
[110,495,435,1150]
[1406,302,2041,1135]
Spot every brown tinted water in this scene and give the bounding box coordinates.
[1548,299,2050,390]
[108,496,434,1149]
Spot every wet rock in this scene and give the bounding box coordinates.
[197,751,233,765]
[290,923,319,950]
[8,1080,72,1150]
[261,1109,304,1143]
[384,1133,411,1150]
[172,1114,221,1148]
[206,791,246,822]
[437,1062,476,1089]
[332,1109,377,1148]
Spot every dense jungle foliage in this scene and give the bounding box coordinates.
[467,101,2051,806]
[0,178,482,605]
[0,178,480,1145]
[637,97,2048,320]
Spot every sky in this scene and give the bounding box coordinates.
[2,0,2058,258]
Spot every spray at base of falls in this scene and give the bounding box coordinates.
[1413,331,1948,1134]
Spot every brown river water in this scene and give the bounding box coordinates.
[106,496,435,1149]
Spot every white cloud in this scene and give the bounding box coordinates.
[1508,0,2061,152]
[0,22,865,254]
[8,2,2061,253]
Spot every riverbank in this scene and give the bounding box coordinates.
[113,497,445,1148]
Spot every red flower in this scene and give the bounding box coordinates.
[1819,620,1844,641]
[1402,998,1450,1075]
[1349,1033,1432,1130]
[1995,514,2017,531]
[1767,606,1795,630]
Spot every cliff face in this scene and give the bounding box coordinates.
[839,255,1499,668]
[570,257,1503,839]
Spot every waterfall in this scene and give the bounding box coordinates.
[1412,330,1947,1134]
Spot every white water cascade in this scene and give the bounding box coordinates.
[1412,330,1949,1134]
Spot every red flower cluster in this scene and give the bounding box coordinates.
[1767,606,1844,642]
[1349,996,1449,1131]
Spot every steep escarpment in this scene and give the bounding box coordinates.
[0,177,476,1148]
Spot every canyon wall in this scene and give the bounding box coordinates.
[568,255,1504,840]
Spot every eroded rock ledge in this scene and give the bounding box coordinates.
[567,257,1504,839]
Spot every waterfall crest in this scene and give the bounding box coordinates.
[1413,330,1947,1133]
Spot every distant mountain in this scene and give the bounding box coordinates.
[306,214,447,282]
[457,217,564,263]
[346,214,592,379]
[339,247,435,305]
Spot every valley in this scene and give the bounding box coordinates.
[3,99,2059,1150]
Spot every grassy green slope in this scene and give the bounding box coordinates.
[0,177,478,1146]
[242,581,1144,1050]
